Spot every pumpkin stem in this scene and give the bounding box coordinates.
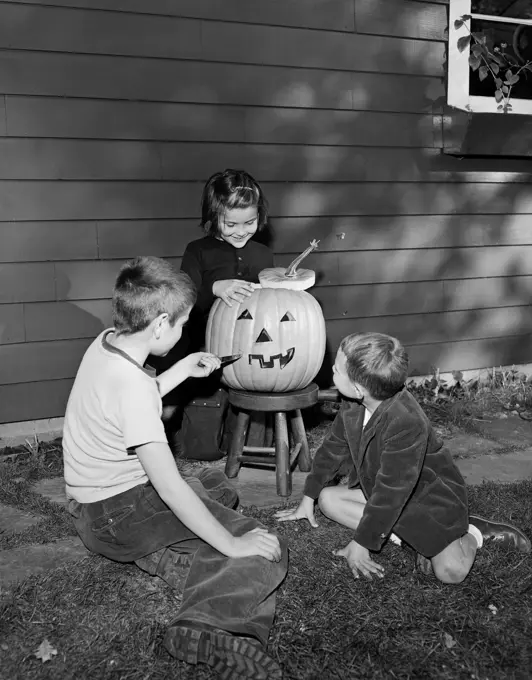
[284,240,320,277]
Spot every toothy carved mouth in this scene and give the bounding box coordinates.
[248,347,295,369]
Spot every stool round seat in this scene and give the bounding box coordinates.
[228,383,319,412]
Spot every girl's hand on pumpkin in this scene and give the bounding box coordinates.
[212,279,260,307]
[184,352,221,378]
[228,528,282,562]
[274,496,318,528]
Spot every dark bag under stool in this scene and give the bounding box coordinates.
[177,388,229,461]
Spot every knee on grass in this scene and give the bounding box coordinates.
[432,558,471,584]
[318,487,339,518]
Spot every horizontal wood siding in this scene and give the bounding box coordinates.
[7,0,357,32]
[355,0,447,40]
[0,379,74,423]
[0,338,91,385]
[7,97,439,146]
[0,0,530,423]
[0,222,98,262]
[5,246,532,305]
[0,51,444,112]
[2,181,532,222]
[3,140,532,182]
[0,3,443,76]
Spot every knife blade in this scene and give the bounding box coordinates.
[198,352,243,368]
[218,352,243,367]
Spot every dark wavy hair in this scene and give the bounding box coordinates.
[113,256,196,335]
[339,332,409,401]
[200,168,268,236]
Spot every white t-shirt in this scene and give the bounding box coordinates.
[63,330,168,503]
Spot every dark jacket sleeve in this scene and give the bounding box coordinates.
[354,415,428,552]
[303,405,352,499]
[181,242,215,316]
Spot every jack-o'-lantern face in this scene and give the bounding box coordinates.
[237,307,295,370]
[206,287,326,392]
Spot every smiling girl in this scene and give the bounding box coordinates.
[181,168,273,347]
[160,169,274,459]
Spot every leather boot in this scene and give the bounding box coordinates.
[469,515,531,553]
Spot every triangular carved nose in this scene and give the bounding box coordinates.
[256,329,272,343]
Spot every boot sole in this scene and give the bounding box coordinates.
[164,625,282,679]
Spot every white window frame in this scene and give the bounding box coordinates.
[448,0,532,114]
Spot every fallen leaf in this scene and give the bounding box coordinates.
[35,639,57,663]
[488,604,498,615]
[444,632,457,649]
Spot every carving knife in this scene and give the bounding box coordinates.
[218,352,243,367]
[199,352,243,368]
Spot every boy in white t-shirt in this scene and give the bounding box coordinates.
[63,256,287,680]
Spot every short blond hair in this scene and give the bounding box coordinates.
[113,256,196,335]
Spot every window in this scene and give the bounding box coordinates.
[448,0,532,114]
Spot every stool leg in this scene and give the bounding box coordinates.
[274,412,291,497]
[290,409,312,472]
[225,410,250,479]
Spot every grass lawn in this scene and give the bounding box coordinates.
[1,442,531,679]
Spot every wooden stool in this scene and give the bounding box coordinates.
[225,383,319,497]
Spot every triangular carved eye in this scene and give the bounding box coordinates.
[256,329,272,343]
[280,312,295,322]
[237,310,253,320]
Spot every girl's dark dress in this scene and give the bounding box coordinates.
[180,235,274,353]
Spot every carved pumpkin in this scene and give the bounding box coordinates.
[205,241,326,392]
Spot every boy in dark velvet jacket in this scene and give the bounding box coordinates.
[276,332,531,583]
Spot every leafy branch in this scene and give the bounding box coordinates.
[455,14,532,112]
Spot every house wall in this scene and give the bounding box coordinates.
[1,0,531,423]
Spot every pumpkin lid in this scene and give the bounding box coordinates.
[259,240,319,291]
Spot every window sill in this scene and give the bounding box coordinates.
[442,106,532,157]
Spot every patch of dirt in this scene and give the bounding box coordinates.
[473,415,532,448]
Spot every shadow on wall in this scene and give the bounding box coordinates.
[10,2,532,384]
[51,267,111,343]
